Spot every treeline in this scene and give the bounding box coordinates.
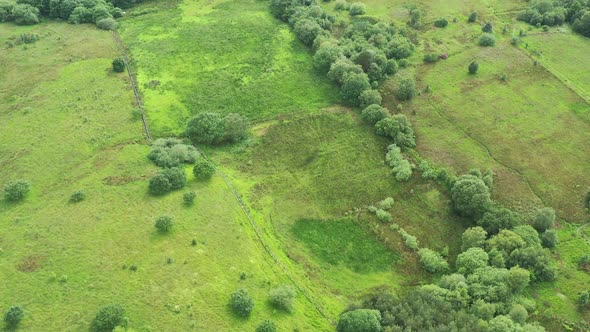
[0,0,142,29]
[518,0,590,37]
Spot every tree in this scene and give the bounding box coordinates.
[468,61,479,74]
[487,230,526,259]
[229,289,254,317]
[294,18,322,46]
[482,22,493,33]
[4,179,31,201]
[467,267,511,303]
[68,6,93,24]
[148,138,198,168]
[4,306,24,328]
[269,285,296,312]
[349,2,366,16]
[456,247,489,274]
[161,167,186,190]
[478,33,496,46]
[509,246,557,281]
[149,173,171,195]
[359,90,382,108]
[395,78,416,101]
[193,159,215,180]
[337,309,382,332]
[477,207,520,234]
[69,190,86,203]
[489,315,519,332]
[94,304,125,331]
[375,115,416,150]
[418,248,449,273]
[112,57,125,72]
[183,191,196,205]
[434,18,448,27]
[340,72,371,106]
[513,225,541,247]
[313,43,343,73]
[96,17,117,30]
[451,175,491,218]
[361,104,389,125]
[12,3,39,25]
[541,229,558,248]
[508,266,530,293]
[573,12,590,37]
[533,207,555,232]
[461,226,487,251]
[223,113,249,143]
[186,112,225,145]
[328,57,364,85]
[468,11,478,23]
[578,290,590,307]
[256,320,277,332]
[155,215,173,233]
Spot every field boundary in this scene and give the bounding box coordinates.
[112,30,153,142]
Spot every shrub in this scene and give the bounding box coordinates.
[399,229,419,250]
[509,304,528,325]
[461,226,487,251]
[358,90,382,108]
[223,113,249,143]
[313,43,343,73]
[183,191,196,205]
[361,104,389,125]
[148,138,199,168]
[294,18,323,46]
[193,159,215,180]
[269,285,296,312]
[349,2,366,16]
[375,115,416,150]
[334,0,349,11]
[451,174,491,218]
[68,5,92,23]
[337,309,382,332]
[418,248,449,273]
[161,167,186,190]
[155,215,173,233]
[478,33,496,46]
[482,22,493,33]
[433,18,448,28]
[477,207,520,235]
[4,306,24,328]
[69,190,86,203]
[468,11,478,23]
[423,53,439,63]
[149,173,171,195]
[513,225,541,247]
[12,3,39,25]
[328,57,364,84]
[508,266,530,293]
[341,72,371,106]
[96,17,118,30]
[396,78,416,101]
[541,229,558,248]
[385,144,412,181]
[256,320,277,332]
[4,179,30,201]
[376,209,392,222]
[533,207,555,232]
[468,61,479,74]
[186,112,225,145]
[229,289,254,317]
[94,304,125,331]
[456,247,489,274]
[112,57,125,73]
[379,197,394,210]
[579,290,590,307]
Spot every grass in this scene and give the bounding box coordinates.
[119,0,338,136]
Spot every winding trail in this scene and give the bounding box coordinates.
[111,30,336,327]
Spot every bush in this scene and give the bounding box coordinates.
[268,285,296,312]
[418,248,449,273]
[468,11,478,23]
[186,112,225,145]
[155,215,173,233]
[94,304,125,331]
[183,191,196,205]
[4,306,24,328]
[385,144,412,181]
[482,22,493,33]
[334,0,349,11]
[149,173,171,195]
[69,190,86,203]
[396,78,416,101]
[461,226,487,251]
[12,3,39,25]
[508,266,530,293]
[148,138,199,168]
[434,18,448,28]
[376,209,392,222]
[400,229,419,251]
[294,19,323,46]
[256,320,277,332]
[337,309,382,332]
[468,61,479,74]
[456,247,489,274]
[313,43,343,73]
[358,90,382,108]
[96,17,118,30]
[541,229,558,248]
[579,290,590,307]
[375,115,416,150]
[423,53,439,63]
[4,179,30,201]
[533,207,555,232]
[341,72,371,106]
[229,289,254,317]
[361,105,389,125]
[477,207,520,235]
[349,2,366,16]
[451,175,491,218]
[112,57,125,73]
[478,33,496,46]
[379,197,394,210]
[161,167,186,190]
[509,305,528,325]
[328,57,364,84]
[223,113,249,143]
[193,159,215,180]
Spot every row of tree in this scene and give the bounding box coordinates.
[518,0,590,37]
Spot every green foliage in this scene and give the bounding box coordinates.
[94,304,125,331]
[508,266,530,293]
[148,173,171,195]
[509,246,557,281]
[3,179,31,202]
[328,57,364,84]
[375,115,416,150]
[418,248,449,273]
[340,72,371,106]
[423,53,439,63]
[482,22,493,33]
[451,175,491,218]
[533,207,555,232]
[384,144,412,181]
[192,159,215,180]
[467,266,511,303]
[183,191,196,205]
[512,225,541,247]
[12,3,39,25]
[456,247,489,274]
[468,61,479,74]
[461,226,487,251]
[376,209,392,222]
[468,11,478,23]
[154,215,173,233]
[163,167,186,190]
[395,78,416,101]
[487,230,526,260]
[4,306,24,328]
[578,290,590,307]
[358,90,382,108]
[294,19,323,46]
[478,33,496,46]
[313,43,344,73]
[148,138,199,168]
[337,309,382,332]
[349,3,366,16]
[223,113,249,143]
[96,17,118,30]
[229,289,254,317]
[477,207,520,234]
[361,104,389,125]
[541,229,558,248]
[69,190,86,203]
[112,57,125,73]
[186,112,225,145]
[399,228,419,251]
[256,320,277,332]
[488,315,518,332]
[378,197,394,210]
[268,285,296,312]
[434,18,448,28]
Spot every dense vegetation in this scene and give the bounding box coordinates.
[518,0,590,37]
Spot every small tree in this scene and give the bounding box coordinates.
[4,179,31,202]
[468,61,479,74]
[256,320,277,332]
[541,229,558,248]
[468,11,478,23]
[161,167,186,190]
[183,191,196,205]
[349,2,366,16]
[12,3,39,25]
[434,18,448,28]
[376,209,392,222]
[223,113,249,143]
[579,290,590,307]
[185,112,225,145]
[396,78,416,101]
[361,105,389,125]
[482,22,493,33]
[418,248,449,273]
[4,306,24,328]
[451,175,491,218]
[478,33,496,46]
[533,207,555,232]
[337,309,382,332]
[155,215,173,233]
[149,173,171,195]
[96,17,118,30]
[509,304,528,325]
[461,226,487,251]
[456,247,489,274]
[340,72,371,106]
[69,190,86,203]
[477,207,520,235]
[112,57,125,73]
[94,304,125,331]
[229,289,254,317]
[193,159,215,180]
[358,90,382,108]
[269,285,296,312]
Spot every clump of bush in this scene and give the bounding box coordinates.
[148,138,199,168]
[155,215,173,233]
[468,11,478,23]
[423,53,439,63]
[361,104,389,125]
[4,306,24,328]
[379,197,394,210]
[418,248,449,273]
[399,228,419,251]
[149,167,187,195]
[349,2,366,16]
[96,17,118,30]
[112,57,125,73]
[337,309,382,332]
[359,90,382,108]
[340,72,371,106]
[451,174,491,218]
[229,289,254,317]
[375,115,416,150]
[268,285,297,312]
[93,304,125,331]
[69,190,86,203]
[468,61,479,74]
[385,144,412,181]
[183,191,196,205]
[185,112,249,145]
[376,209,392,222]
[433,18,448,28]
[395,78,417,101]
[478,33,496,46]
[256,320,277,332]
[3,179,30,202]
[193,158,215,180]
